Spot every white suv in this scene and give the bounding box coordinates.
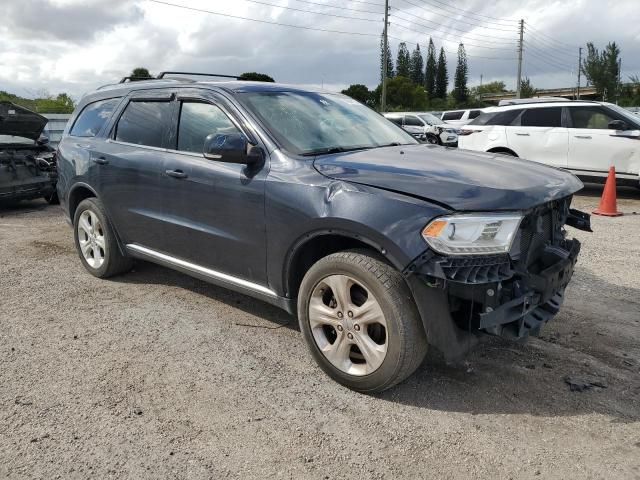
[458,100,640,187]
[384,112,458,146]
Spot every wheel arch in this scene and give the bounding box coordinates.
[487,147,519,157]
[283,229,404,299]
[67,183,99,222]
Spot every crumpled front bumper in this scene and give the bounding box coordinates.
[478,239,580,337]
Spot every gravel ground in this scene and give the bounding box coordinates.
[1,185,639,479]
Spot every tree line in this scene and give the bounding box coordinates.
[342,38,639,111]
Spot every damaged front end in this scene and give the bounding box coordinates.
[405,196,591,350]
[0,101,57,202]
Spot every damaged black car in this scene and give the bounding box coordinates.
[56,76,592,392]
[0,101,58,204]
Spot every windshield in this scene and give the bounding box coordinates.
[418,113,442,125]
[0,134,34,145]
[239,91,416,155]
[605,103,640,128]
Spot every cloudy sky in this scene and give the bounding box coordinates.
[1,0,639,101]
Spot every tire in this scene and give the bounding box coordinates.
[73,197,133,278]
[426,134,440,145]
[297,250,427,392]
[45,191,59,205]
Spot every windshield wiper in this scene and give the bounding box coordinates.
[301,145,373,156]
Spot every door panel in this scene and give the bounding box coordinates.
[95,94,175,250]
[161,100,268,284]
[567,106,640,176]
[506,107,568,167]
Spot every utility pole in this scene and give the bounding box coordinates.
[577,47,582,99]
[516,19,524,98]
[381,0,389,112]
[616,58,622,105]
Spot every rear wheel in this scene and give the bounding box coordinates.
[298,250,427,392]
[73,198,132,278]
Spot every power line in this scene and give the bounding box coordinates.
[292,0,384,15]
[524,22,580,49]
[393,0,518,32]
[524,41,577,65]
[237,0,381,23]
[387,35,516,60]
[525,47,571,71]
[148,0,381,36]
[390,9,518,45]
[408,0,518,26]
[390,21,517,50]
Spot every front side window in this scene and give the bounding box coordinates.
[115,101,173,148]
[239,91,416,155]
[569,106,617,129]
[442,111,464,121]
[520,107,562,127]
[404,116,423,127]
[177,102,241,153]
[70,98,120,137]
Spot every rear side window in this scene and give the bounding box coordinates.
[69,98,120,137]
[442,111,464,121]
[470,109,523,126]
[177,102,241,153]
[520,107,562,127]
[115,101,173,148]
[468,110,482,119]
[403,116,423,126]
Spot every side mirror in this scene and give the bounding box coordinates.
[36,134,50,145]
[203,133,264,165]
[608,119,628,131]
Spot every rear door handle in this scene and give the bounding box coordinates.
[574,135,592,139]
[93,157,109,165]
[515,133,530,136]
[165,169,188,179]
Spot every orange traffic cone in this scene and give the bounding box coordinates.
[593,166,623,217]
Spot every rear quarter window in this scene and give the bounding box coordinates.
[69,98,121,137]
[469,109,524,126]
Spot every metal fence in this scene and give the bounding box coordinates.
[42,113,71,148]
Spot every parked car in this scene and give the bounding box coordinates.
[440,108,486,127]
[0,101,58,204]
[56,75,591,392]
[458,100,640,187]
[384,112,458,145]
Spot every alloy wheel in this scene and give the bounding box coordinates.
[308,274,388,376]
[77,209,106,269]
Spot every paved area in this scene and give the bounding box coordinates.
[1,186,639,479]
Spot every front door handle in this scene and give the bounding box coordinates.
[515,133,530,136]
[93,157,109,165]
[166,169,188,179]
[574,135,592,139]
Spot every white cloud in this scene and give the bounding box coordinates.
[0,0,638,100]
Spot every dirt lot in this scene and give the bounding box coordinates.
[1,186,639,479]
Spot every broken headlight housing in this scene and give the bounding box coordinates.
[422,214,523,255]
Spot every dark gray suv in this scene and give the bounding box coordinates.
[56,74,591,392]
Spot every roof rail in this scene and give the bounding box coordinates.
[157,71,241,80]
[498,97,569,106]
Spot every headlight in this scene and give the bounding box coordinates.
[422,214,523,255]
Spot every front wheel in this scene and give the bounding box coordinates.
[426,134,440,145]
[297,251,427,392]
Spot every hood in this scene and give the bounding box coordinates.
[313,144,583,211]
[0,102,48,141]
